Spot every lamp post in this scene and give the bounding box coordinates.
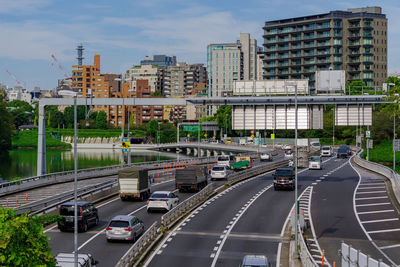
[115,76,132,164]
[59,90,78,267]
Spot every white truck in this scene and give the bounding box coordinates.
[118,167,151,201]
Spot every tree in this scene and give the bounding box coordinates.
[0,89,8,102]
[151,91,162,97]
[0,101,14,150]
[146,119,159,139]
[7,100,33,128]
[160,121,176,143]
[215,106,232,136]
[0,208,56,266]
[96,110,107,129]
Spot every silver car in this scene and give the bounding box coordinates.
[106,215,145,242]
[240,255,270,267]
[211,165,228,180]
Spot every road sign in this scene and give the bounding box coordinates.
[271,134,275,140]
[204,133,207,137]
[259,138,262,144]
[213,136,216,139]
[251,130,254,134]
[183,125,200,132]
[256,131,260,138]
[356,135,362,143]
[121,138,131,152]
[366,130,371,138]
[251,134,255,139]
[367,139,373,149]
[394,139,400,151]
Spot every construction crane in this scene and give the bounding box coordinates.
[5,69,26,89]
[50,54,70,79]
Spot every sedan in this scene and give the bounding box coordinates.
[147,191,179,212]
[106,215,145,242]
[210,165,228,180]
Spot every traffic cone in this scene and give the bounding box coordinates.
[321,249,325,266]
[26,193,28,204]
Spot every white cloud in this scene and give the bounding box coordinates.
[0,0,52,14]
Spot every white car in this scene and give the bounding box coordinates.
[321,146,332,157]
[311,142,321,151]
[284,150,294,160]
[210,165,228,180]
[283,144,292,150]
[309,156,322,170]
[217,155,230,167]
[147,191,179,212]
[260,151,272,162]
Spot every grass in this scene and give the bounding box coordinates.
[360,139,400,173]
[12,130,71,149]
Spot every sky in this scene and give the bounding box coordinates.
[0,0,399,91]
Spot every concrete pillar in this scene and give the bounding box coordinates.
[207,149,211,157]
[213,150,218,157]
[37,104,47,176]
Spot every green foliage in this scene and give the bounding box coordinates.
[215,106,232,135]
[159,121,177,143]
[0,101,15,150]
[6,100,33,128]
[96,111,107,129]
[146,120,159,138]
[12,130,71,148]
[360,140,400,171]
[0,208,56,266]
[0,89,7,102]
[151,90,162,97]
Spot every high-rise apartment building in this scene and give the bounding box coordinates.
[140,55,177,66]
[163,63,207,97]
[263,6,387,89]
[126,65,160,93]
[133,80,163,124]
[256,51,265,80]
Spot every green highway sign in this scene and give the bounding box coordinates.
[183,125,200,132]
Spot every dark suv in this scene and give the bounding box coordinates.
[58,201,99,232]
[273,167,295,190]
[337,145,352,158]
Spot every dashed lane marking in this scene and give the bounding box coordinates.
[362,218,399,224]
[358,209,395,215]
[368,228,400,234]
[356,202,391,207]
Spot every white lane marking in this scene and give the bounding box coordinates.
[276,242,282,267]
[323,174,328,177]
[358,186,386,190]
[213,246,218,251]
[210,253,215,258]
[362,218,399,224]
[217,240,221,245]
[312,183,317,185]
[356,191,387,194]
[96,196,120,208]
[368,228,400,234]
[316,180,321,182]
[210,184,273,267]
[355,196,388,200]
[356,202,391,207]
[77,205,146,251]
[349,156,398,266]
[162,244,167,248]
[157,250,162,255]
[358,209,395,215]
[380,244,400,250]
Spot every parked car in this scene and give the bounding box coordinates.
[260,151,273,162]
[58,201,99,232]
[320,146,332,157]
[210,165,228,180]
[147,191,179,212]
[240,255,270,267]
[105,215,145,242]
[55,253,96,267]
[308,156,322,170]
[284,149,294,160]
[217,155,230,167]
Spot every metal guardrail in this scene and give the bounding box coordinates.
[17,180,118,215]
[116,221,160,267]
[0,156,219,196]
[298,224,319,267]
[161,184,214,228]
[353,151,400,205]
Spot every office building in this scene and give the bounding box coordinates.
[207,33,258,114]
[263,6,387,89]
[140,55,177,66]
[7,86,32,104]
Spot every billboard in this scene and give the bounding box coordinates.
[233,80,309,96]
[232,104,323,130]
[315,70,345,94]
[335,104,372,126]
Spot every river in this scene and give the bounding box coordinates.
[0,149,186,181]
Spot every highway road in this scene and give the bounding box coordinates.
[45,154,283,266]
[312,156,400,266]
[144,154,346,267]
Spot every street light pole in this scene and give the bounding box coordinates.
[294,83,299,255]
[394,116,396,172]
[73,95,78,267]
[58,90,78,267]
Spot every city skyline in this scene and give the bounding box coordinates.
[0,0,399,90]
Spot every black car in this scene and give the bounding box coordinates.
[337,145,352,158]
[273,167,295,191]
[58,201,99,232]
